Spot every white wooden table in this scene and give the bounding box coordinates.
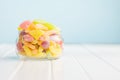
[0,44,120,80]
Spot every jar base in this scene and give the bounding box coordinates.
[18,54,60,60]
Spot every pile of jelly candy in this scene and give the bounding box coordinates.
[16,20,63,59]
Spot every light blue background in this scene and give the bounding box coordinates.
[0,0,119,44]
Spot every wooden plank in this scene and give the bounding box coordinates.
[0,58,24,80]
[10,56,90,80]
[62,56,90,80]
[12,60,51,80]
[0,44,24,80]
[50,58,63,80]
[0,44,15,56]
[84,44,120,71]
[0,44,120,80]
[74,45,120,80]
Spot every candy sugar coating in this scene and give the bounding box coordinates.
[16,20,63,59]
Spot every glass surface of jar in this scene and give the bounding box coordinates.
[16,20,63,59]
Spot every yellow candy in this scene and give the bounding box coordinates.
[38,46,43,52]
[32,40,38,44]
[39,52,46,58]
[43,23,56,30]
[46,50,53,58]
[38,47,46,58]
[49,43,61,57]
[32,47,46,58]
[18,27,22,31]
[50,41,56,46]
[32,53,46,58]
[43,23,60,32]
[29,30,44,40]
[33,53,42,58]
[33,20,48,24]
[23,41,35,49]
[23,46,32,56]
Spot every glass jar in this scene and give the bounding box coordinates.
[16,20,63,59]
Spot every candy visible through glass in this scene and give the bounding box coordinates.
[16,20,63,59]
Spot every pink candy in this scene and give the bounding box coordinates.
[20,31,27,36]
[39,36,45,41]
[17,42,23,52]
[41,41,49,49]
[23,34,34,42]
[20,20,31,29]
[50,34,61,42]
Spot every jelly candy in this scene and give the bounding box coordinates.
[23,34,34,42]
[29,30,44,40]
[19,20,31,30]
[41,41,49,49]
[17,42,23,52]
[23,46,32,56]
